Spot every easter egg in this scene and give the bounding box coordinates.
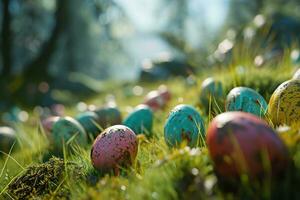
[200,77,223,108]
[164,104,205,147]
[226,87,267,117]
[123,104,153,136]
[158,85,171,102]
[293,68,300,79]
[41,116,60,136]
[51,117,87,150]
[91,125,138,173]
[76,111,100,138]
[94,106,122,129]
[207,112,288,179]
[0,127,17,154]
[144,90,165,111]
[268,79,300,127]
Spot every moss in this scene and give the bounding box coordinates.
[7,157,84,199]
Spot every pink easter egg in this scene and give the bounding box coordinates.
[91,125,138,173]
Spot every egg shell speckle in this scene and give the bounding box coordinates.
[268,79,300,128]
[207,112,288,179]
[95,106,122,129]
[164,104,205,147]
[123,104,153,136]
[91,125,138,171]
[0,127,17,153]
[200,77,223,108]
[76,111,101,138]
[226,87,267,117]
[51,116,87,150]
[293,68,300,80]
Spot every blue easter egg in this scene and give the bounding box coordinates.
[95,106,122,129]
[226,87,267,117]
[164,104,205,147]
[52,116,87,150]
[123,104,153,136]
[200,77,223,107]
[76,111,100,138]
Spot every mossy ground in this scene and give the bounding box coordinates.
[0,52,300,199]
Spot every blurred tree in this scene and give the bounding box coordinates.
[0,0,130,107]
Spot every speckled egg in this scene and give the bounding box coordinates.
[158,85,171,102]
[94,106,122,129]
[51,116,87,150]
[123,104,153,136]
[226,87,267,117]
[200,77,223,108]
[293,68,300,79]
[164,104,205,147]
[76,111,101,138]
[0,127,17,153]
[41,116,60,136]
[144,90,165,111]
[268,79,300,128]
[207,112,288,179]
[91,125,138,173]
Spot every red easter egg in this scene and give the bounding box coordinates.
[158,85,171,102]
[91,125,138,173]
[207,112,288,179]
[144,90,165,111]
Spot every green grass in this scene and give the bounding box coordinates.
[0,53,300,199]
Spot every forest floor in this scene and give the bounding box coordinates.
[0,52,300,200]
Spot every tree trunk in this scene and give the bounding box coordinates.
[22,0,67,79]
[1,0,12,76]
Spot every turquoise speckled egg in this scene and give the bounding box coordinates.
[52,116,87,150]
[164,104,205,147]
[123,104,153,136]
[0,127,17,154]
[95,106,122,129]
[76,111,101,139]
[200,77,223,109]
[226,87,267,117]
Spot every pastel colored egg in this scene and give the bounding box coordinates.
[91,125,138,173]
[207,112,288,179]
[144,90,165,111]
[226,87,267,117]
[123,104,153,136]
[94,106,122,129]
[164,104,205,147]
[268,79,300,128]
[76,111,101,138]
[293,68,300,79]
[51,116,87,150]
[158,85,171,102]
[41,116,60,136]
[0,127,17,154]
[199,77,223,108]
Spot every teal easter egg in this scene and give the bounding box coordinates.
[200,77,223,108]
[76,111,100,138]
[123,104,153,136]
[95,106,122,129]
[0,127,17,154]
[226,87,267,117]
[52,116,87,150]
[164,104,205,147]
